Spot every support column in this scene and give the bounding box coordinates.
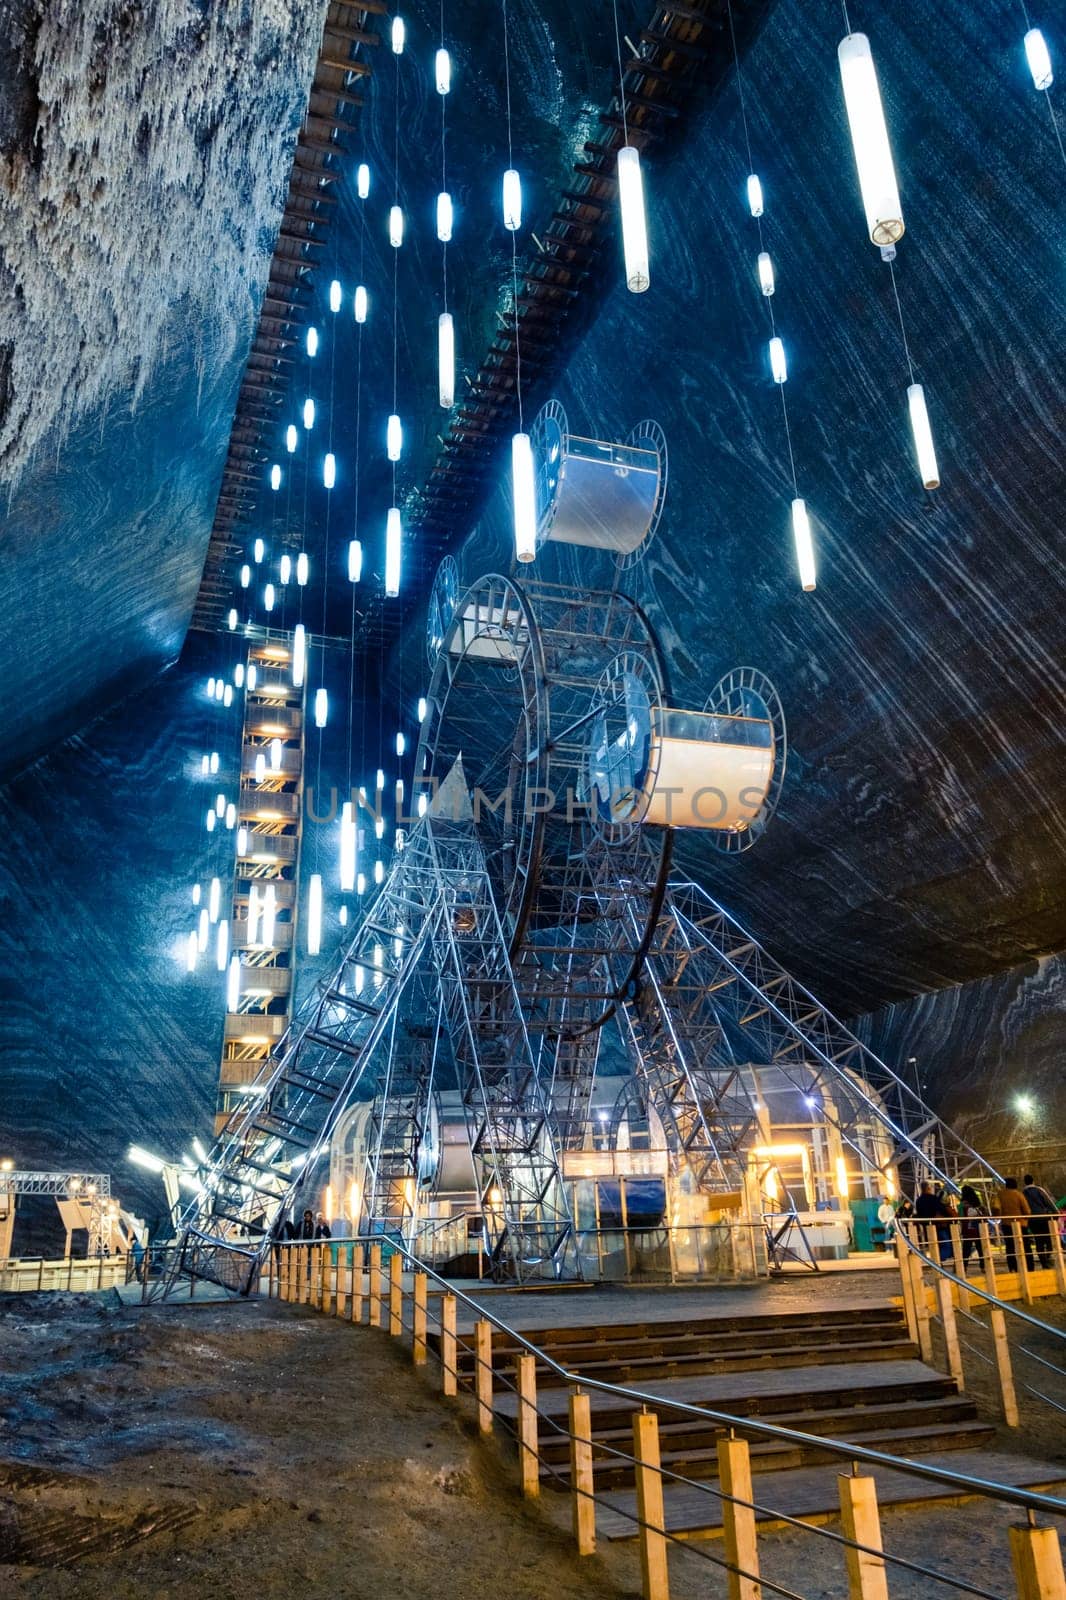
[838,1473,889,1600]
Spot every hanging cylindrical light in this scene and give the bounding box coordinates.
[389,205,404,247]
[234,664,244,688]
[209,877,221,921]
[307,874,323,955]
[435,46,451,93]
[357,162,370,199]
[348,539,363,582]
[200,754,209,777]
[417,696,427,722]
[306,326,319,358]
[438,312,455,408]
[263,884,277,946]
[340,801,357,891]
[907,383,940,489]
[207,677,216,699]
[240,563,250,588]
[293,623,306,687]
[837,33,904,247]
[502,168,522,231]
[386,413,403,461]
[255,751,266,782]
[354,285,368,323]
[339,905,349,926]
[226,954,241,1011]
[210,750,220,774]
[246,663,257,690]
[303,397,315,429]
[237,824,248,856]
[375,815,385,840]
[511,432,536,562]
[223,684,233,707]
[270,737,283,771]
[376,768,385,790]
[254,538,265,563]
[270,464,281,491]
[286,424,297,453]
[186,930,198,974]
[216,918,229,973]
[215,679,225,702]
[1024,28,1053,90]
[248,884,261,944]
[385,507,402,597]
[329,279,342,313]
[216,793,226,818]
[315,687,328,728]
[297,551,308,586]
[206,809,216,833]
[225,803,236,830]
[192,882,202,905]
[228,608,237,631]
[357,872,366,896]
[264,583,275,612]
[324,452,336,489]
[198,907,210,952]
[391,15,405,52]
[395,730,406,756]
[757,252,775,296]
[436,191,453,242]
[374,860,384,885]
[791,498,817,592]
[280,554,292,585]
[616,145,650,294]
[769,336,788,384]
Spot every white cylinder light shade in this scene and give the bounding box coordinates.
[228,608,237,630]
[263,884,277,946]
[385,508,402,597]
[907,382,940,489]
[386,413,403,462]
[747,173,764,217]
[348,539,363,582]
[227,954,240,1012]
[225,802,236,830]
[246,664,257,690]
[438,312,455,408]
[264,583,275,612]
[616,145,650,294]
[389,205,404,247]
[198,908,209,951]
[234,664,244,688]
[374,861,384,885]
[791,498,817,592]
[436,190,453,242]
[216,918,229,973]
[376,768,385,790]
[293,622,306,687]
[303,397,315,429]
[315,687,328,727]
[240,564,250,588]
[757,252,775,296]
[837,32,904,246]
[216,793,226,817]
[395,730,406,757]
[512,431,537,562]
[280,554,292,584]
[255,752,266,782]
[769,336,788,384]
[186,930,198,973]
[435,46,451,93]
[209,876,221,921]
[297,551,308,586]
[417,696,427,722]
[329,279,342,313]
[286,424,297,453]
[1024,28,1053,90]
[192,882,202,905]
[340,801,357,891]
[254,538,265,563]
[270,464,281,491]
[306,326,319,358]
[206,809,216,832]
[502,168,522,231]
[214,679,224,702]
[391,15,405,52]
[223,684,233,707]
[354,285,368,324]
[270,738,282,771]
[237,825,248,856]
[200,753,209,776]
[307,874,323,954]
[324,452,336,489]
[357,162,370,199]
[210,751,220,774]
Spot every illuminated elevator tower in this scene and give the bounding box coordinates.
[214,633,306,1135]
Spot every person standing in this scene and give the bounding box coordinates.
[1022,1173,1058,1270]
[998,1177,1035,1273]
[959,1184,987,1272]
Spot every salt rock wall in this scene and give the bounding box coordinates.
[0,0,328,777]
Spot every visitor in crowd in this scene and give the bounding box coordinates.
[997,1177,1036,1272]
[295,1208,316,1240]
[1022,1173,1058,1270]
[314,1212,332,1239]
[959,1184,987,1269]
[914,1182,951,1261]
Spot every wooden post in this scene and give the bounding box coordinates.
[516,1353,540,1499]
[280,1248,290,1301]
[980,1221,999,1298]
[301,1245,311,1304]
[1050,1220,1066,1299]
[717,1434,760,1600]
[568,1389,596,1556]
[389,1252,404,1336]
[441,1293,458,1397]
[838,1473,889,1600]
[412,1273,428,1365]
[895,1237,918,1345]
[335,1247,348,1319]
[1013,1223,1034,1304]
[634,1410,669,1600]
[368,1244,383,1327]
[349,1245,364,1324]
[909,1251,934,1363]
[950,1218,967,1286]
[936,1275,965,1390]
[311,1244,322,1307]
[1009,1521,1066,1600]
[474,1319,494,1433]
[320,1246,333,1314]
[990,1305,1020,1426]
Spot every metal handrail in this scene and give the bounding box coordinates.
[897,1220,1066,1341]
[291,1234,1066,1518]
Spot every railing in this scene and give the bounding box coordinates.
[895,1219,1066,1427]
[268,1235,1066,1600]
[0,1254,129,1293]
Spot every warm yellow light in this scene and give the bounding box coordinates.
[884,1168,897,1201]
[488,1186,502,1206]
[764,1169,780,1203]
[324,1183,334,1223]
[348,1180,361,1223]
[753,1143,807,1160]
[835,1156,850,1199]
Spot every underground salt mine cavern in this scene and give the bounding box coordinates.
[0,0,1064,1593]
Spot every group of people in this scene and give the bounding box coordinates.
[274,1208,332,1243]
[902,1173,1061,1272]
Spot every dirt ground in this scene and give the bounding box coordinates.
[1,1289,1063,1599]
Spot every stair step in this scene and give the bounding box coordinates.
[479,1304,904,1351]
[460,1336,918,1387]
